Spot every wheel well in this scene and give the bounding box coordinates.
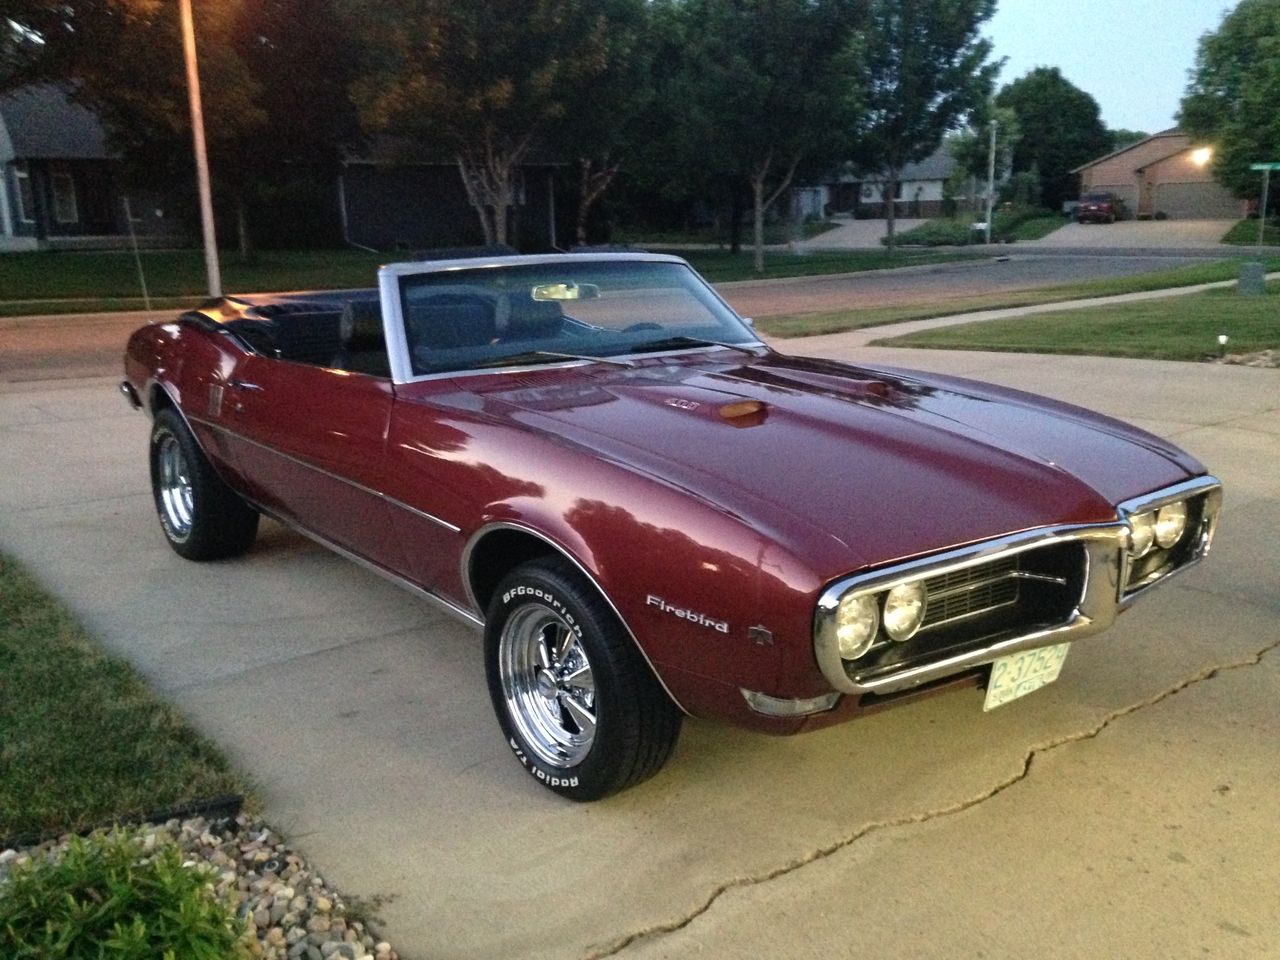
[467,529,558,614]
[149,383,176,417]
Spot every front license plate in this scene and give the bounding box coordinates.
[983,643,1071,711]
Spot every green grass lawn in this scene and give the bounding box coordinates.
[673,248,982,282]
[870,284,1280,361]
[0,554,250,845]
[615,219,842,245]
[1221,217,1280,246]
[756,257,1280,338]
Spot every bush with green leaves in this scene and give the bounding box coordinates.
[0,828,252,960]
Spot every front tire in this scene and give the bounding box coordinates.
[485,558,681,801]
[150,407,259,561]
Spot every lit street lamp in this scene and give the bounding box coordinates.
[179,0,222,298]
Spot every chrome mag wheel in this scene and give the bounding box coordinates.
[156,432,194,539]
[499,603,597,768]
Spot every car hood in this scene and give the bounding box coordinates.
[450,350,1202,575]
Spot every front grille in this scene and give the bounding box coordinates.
[921,556,1020,629]
[849,542,1087,683]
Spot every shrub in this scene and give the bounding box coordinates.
[0,828,252,960]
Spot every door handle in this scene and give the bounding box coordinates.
[227,378,263,391]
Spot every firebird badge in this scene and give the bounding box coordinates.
[647,594,729,634]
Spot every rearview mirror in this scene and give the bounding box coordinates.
[531,282,601,302]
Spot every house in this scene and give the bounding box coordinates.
[823,147,958,219]
[1,83,560,254]
[1072,130,1245,220]
[338,138,560,252]
[0,84,187,251]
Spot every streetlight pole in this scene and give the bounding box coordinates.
[179,0,222,298]
[984,118,997,246]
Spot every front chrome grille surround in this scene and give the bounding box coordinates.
[812,475,1222,699]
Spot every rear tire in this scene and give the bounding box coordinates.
[149,407,259,561]
[485,557,682,801]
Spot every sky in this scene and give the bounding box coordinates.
[985,0,1240,135]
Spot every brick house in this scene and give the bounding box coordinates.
[1072,130,1245,220]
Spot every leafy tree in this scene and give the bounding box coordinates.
[1181,0,1280,206]
[1107,128,1150,151]
[348,0,614,247]
[947,105,1019,214]
[995,67,1111,211]
[852,0,999,251]
[554,0,654,246]
[1,0,359,257]
[670,0,860,271]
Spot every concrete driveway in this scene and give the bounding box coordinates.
[1031,219,1234,249]
[0,342,1276,958]
[797,216,928,249]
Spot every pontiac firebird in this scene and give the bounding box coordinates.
[121,252,1222,800]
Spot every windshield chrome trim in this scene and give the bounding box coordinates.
[397,343,766,385]
[380,251,764,385]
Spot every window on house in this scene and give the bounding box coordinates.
[14,165,35,223]
[52,170,78,224]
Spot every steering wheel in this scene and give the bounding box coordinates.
[621,322,664,333]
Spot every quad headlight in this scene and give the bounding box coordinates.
[883,582,927,642]
[1128,499,1189,558]
[1128,511,1156,558]
[834,593,879,660]
[1154,501,1188,548]
[830,580,930,661]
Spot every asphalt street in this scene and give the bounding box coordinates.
[0,252,1237,382]
[0,293,1276,958]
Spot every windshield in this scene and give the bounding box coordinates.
[398,260,757,376]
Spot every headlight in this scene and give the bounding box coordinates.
[1154,501,1188,548]
[835,593,879,660]
[1129,512,1156,558]
[883,582,927,642]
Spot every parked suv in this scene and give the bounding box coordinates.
[1077,192,1127,224]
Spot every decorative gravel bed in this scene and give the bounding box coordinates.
[0,814,399,960]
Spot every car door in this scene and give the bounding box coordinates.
[217,353,408,574]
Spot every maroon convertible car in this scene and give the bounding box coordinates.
[122,252,1222,800]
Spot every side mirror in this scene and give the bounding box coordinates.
[742,317,755,328]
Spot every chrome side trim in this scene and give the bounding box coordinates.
[264,505,482,631]
[190,417,462,534]
[460,521,691,716]
[814,522,1127,697]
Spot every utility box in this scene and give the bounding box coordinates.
[1239,261,1266,296]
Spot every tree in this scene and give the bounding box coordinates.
[947,105,1019,214]
[1180,0,1280,207]
[995,67,1111,212]
[348,0,614,247]
[852,0,999,251]
[670,0,861,271]
[1107,128,1150,151]
[1,0,359,258]
[553,0,654,247]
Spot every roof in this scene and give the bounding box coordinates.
[836,147,957,185]
[1070,128,1184,175]
[898,148,957,183]
[0,84,116,161]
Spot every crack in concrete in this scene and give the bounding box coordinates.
[586,638,1280,960]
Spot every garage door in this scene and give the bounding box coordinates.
[1153,182,1243,220]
